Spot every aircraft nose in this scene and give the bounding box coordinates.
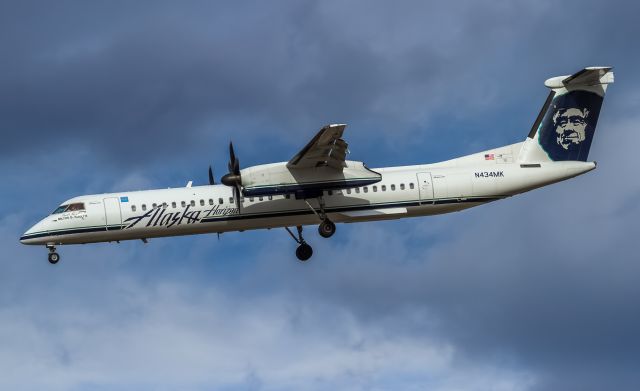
[20,226,34,244]
[20,220,46,245]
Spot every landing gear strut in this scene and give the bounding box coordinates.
[46,244,60,265]
[305,196,337,239]
[285,226,313,261]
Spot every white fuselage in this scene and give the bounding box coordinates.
[20,142,595,246]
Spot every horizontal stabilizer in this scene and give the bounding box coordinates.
[544,66,614,88]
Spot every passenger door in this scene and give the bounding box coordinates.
[416,172,434,204]
[103,197,122,229]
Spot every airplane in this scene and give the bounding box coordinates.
[21,66,614,264]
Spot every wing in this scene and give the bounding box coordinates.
[287,124,348,170]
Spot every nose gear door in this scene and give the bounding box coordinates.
[103,197,122,230]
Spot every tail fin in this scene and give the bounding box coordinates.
[519,67,614,162]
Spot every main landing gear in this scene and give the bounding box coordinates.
[46,244,60,265]
[318,219,336,238]
[286,196,337,261]
[305,196,336,239]
[286,226,313,261]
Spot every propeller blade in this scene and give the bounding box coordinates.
[208,165,215,185]
[233,156,240,175]
[229,142,236,172]
[223,141,243,213]
[234,186,242,213]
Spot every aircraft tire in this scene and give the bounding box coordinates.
[48,252,60,264]
[296,243,313,261]
[318,219,336,238]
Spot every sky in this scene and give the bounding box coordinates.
[2,1,640,390]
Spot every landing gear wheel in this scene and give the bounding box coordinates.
[48,252,60,264]
[295,243,313,261]
[318,219,336,238]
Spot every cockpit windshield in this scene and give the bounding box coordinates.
[67,203,85,211]
[51,202,85,214]
[52,205,68,214]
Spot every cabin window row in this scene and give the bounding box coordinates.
[131,197,234,212]
[328,182,414,195]
[129,182,416,212]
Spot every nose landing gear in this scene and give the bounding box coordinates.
[46,244,60,265]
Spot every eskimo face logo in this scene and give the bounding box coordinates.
[538,89,602,162]
[553,107,589,150]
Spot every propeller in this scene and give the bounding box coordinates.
[221,142,242,212]
[208,165,215,185]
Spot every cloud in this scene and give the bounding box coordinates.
[1,216,536,391]
[3,0,638,168]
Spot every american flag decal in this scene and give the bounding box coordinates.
[484,153,495,160]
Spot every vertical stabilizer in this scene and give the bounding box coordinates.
[519,67,614,162]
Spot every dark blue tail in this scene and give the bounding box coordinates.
[537,89,603,161]
[521,67,613,163]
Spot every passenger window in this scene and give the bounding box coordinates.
[363,187,368,193]
[400,183,405,190]
[229,197,234,204]
[152,203,157,209]
[172,202,177,208]
[373,186,377,192]
[249,197,254,202]
[391,184,396,191]
[131,205,137,212]
[327,190,333,196]
[347,189,352,194]
[410,183,415,190]
[161,203,167,209]
[181,201,186,207]
[142,204,147,211]
[285,194,291,199]
[258,196,263,201]
[381,185,387,191]
[268,195,273,200]
[190,200,195,207]
[355,188,360,194]
[209,199,214,205]
[219,198,224,204]
[200,199,205,206]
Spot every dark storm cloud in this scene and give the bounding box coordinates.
[5,0,638,167]
[242,113,640,391]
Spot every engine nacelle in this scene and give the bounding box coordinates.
[240,160,381,198]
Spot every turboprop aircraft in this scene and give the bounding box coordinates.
[21,67,614,264]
